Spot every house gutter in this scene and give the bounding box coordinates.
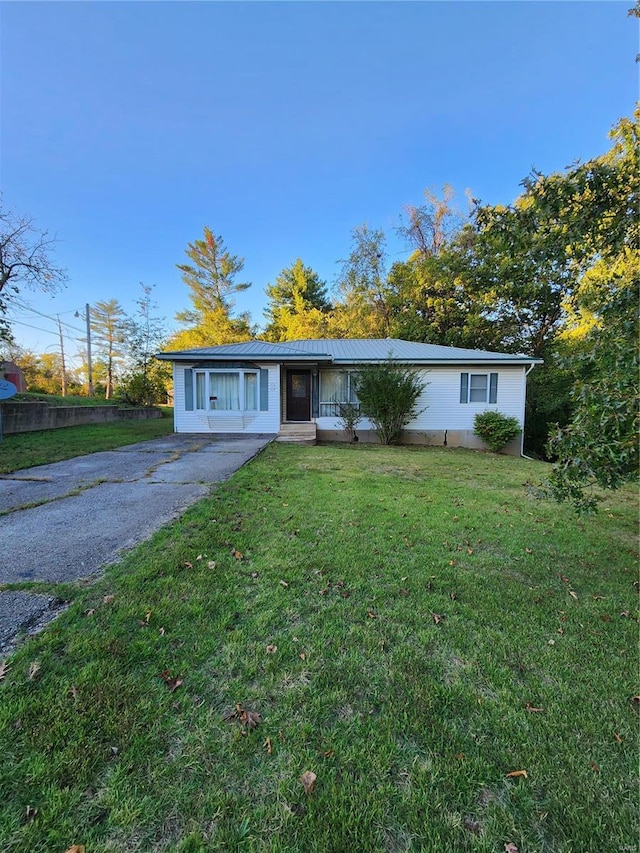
[521,362,538,460]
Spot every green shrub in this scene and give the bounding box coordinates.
[353,358,426,445]
[474,410,521,452]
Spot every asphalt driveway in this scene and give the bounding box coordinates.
[0,433,274,653]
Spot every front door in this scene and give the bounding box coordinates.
[286,370,311,421]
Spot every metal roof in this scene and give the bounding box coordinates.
[157,338,542,365]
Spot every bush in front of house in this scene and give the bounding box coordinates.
[335,400,362,442]
[353,358,426,445]
[474,410,521,452]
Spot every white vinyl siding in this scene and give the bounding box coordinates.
[173,363,280,434]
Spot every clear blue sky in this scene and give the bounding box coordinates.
[1,1,637,362]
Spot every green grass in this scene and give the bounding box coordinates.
[0,443,637,852]
[0,410,174,473]
[12,392,122,406]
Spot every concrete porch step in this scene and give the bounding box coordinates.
[276,422,317,444]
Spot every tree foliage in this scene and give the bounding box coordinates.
[334,224,391,337]
[90,299,126,399]
[353,359,426,445]
[172,227,252,349]
[263,259,331,341]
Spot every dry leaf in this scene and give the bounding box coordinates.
[450,591,457,601]
[452,515,459,522]
[569,591,578,600]
[264,737,273,755]
[0,661,10,680]
[160,670,183,692]
[449,560,456,567]
[65,847,85,853]
[504,844,519,853]
[525,703,544,713]
[279,580,289,588]
[399,588,410,597]
[455,752,465,760]
[224,703,262,730]
[28,661,41,681]
[266,644,278,654]
[591,761,600,773]
[299,652,306,661]
[525,548,533,554]
[159,627,165,636]
[323,749,335,758]
[467,547,474,555]
[207,561,217,570]
[505,769,528,779]
[300,770,317,795]
[184,561,193,569]
[368,610,377,619]
[85,608,96,616]
[25,804,38,822]
[102,595,115,604]
[614,732,623,744]
[559,575,570,583]
[431,612,445,624]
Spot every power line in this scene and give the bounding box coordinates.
[5,296,87,335]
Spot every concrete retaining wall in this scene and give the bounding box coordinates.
[1,402,163,434]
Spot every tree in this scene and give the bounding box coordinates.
[171,227,253,348]
[397,184,465,258]
[0,199,67,342]
[90,299,126,399]
[120,283,170,405]
[353,358,426,445]
[333,224,391,338]
[263,259,331,341]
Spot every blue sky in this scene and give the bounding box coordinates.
[1,1,637,362]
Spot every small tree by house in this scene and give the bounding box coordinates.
[353,358,426,445]
[335,400,362,443]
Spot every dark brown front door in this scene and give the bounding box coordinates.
[286,370,311,421]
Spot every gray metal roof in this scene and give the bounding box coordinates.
[158,338,542,365]
[156,340,333,362]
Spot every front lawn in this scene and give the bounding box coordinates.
[0,444,637,852]
[0,410,174,473]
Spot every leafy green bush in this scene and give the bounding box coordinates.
[117,372,167,407]
[474,410,521,452]
[353,358,426,445]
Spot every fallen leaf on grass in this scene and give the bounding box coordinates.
[25,805,38,822]
[184,561,193,569]
[224,703,262,730]
[231,549,244,561]
[160,670,183,692]
[207,561,217,570]
[102,595,115,604]
[28,661,41,681]
[70,685,78,701]
[367,610,377,619]
[323,749,334,758]
[614,732,623,744]
[265,644,278,654]
[65,847,85,853]
[431,613,445,625]
[591,762,600,773]
[85,608,96,617]
[279,580,289,588]
[504,844,519,853]
[159,627,165,636]
[300,770,317,795]
[525,703,544,713]
[264,737,273,755]
[0,661,10,680]
[463,815,481,835]
[569,591,578,600]
[399,588,410,597]
[525,548,533,554]
[505,769,528,779]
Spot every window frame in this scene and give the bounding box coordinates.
[319,369,359,417]
[193,369,259,412]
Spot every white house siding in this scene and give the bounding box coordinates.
[315,365,527,454]
[172,363,281,434]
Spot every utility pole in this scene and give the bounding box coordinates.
[56,314,67,397]
[85,303,94,396]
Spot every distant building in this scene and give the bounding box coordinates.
[1,361,27,392]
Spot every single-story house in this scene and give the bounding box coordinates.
[156,338,542,455]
